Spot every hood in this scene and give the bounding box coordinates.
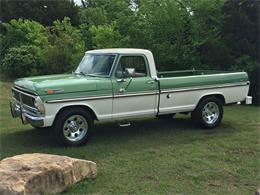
[14,74,100,95]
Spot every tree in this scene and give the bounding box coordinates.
[0,17,85,77]
[90,23,130,48]
[221,0,260,105]
[0,19,48,57]
[78,7,108,25]
[78,0,135,49]
[78,6,108,49]
[42,17,85,74]
[0,0,79,26]
[221,0,259,65]
[0,19,49,78]
[188,0,229,70]
[1,45,41,78]
[130,0,199,70]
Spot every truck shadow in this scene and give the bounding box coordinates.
[1,115,235,153]
[92,117,234,144]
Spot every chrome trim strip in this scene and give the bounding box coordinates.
[12,87,37,98]
[22,103,37,111]
[24,112,45,120]
[161,82,249,94]
[159,72,247,80]
[114,91,158,98]
[46,95,113,103]
[14,85,38,95]
[46,91,159,103]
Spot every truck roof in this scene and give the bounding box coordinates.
[86,48,151,54]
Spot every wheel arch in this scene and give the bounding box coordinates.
[195,93,225,108]
[53,104,98,125]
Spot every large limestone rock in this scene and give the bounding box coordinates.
[0,153,97,194]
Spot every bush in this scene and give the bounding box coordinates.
[248,67,260,106]
[0,17,85,77]
[230,55,260,105]
[0,19,48,57]
[0,45,41,78]
[90,23,130,49]
[41,17,85,74]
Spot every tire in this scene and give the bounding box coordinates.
[54,108,93,146]
[158,113,176,120]
[191,97,223,129]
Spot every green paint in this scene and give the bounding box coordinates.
[14,74,112,98]
[14,59,249,103]
[158,71,248,90]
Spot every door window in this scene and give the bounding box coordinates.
[115,56,147,78]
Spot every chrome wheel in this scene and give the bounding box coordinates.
[63,115,88,142]
[202,102,220,125]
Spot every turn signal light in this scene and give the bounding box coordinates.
[46,89,55,94]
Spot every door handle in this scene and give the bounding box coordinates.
[146,80,155,84]
[117,79,126,83]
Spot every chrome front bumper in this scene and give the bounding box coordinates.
[10,100,44,127]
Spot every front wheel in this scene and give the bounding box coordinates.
[191,97,223,129]
[54,108,93,146]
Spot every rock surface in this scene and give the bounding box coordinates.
[0,153,97,195]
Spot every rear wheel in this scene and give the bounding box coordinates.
[191,97,223,129]
[54,108,93,146]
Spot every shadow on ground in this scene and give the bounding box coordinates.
[1,116,234,153]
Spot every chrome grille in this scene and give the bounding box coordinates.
[12,88,36,109]
[13,89,20,101]
[21,94,35,107]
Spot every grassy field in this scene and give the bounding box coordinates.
[0,81,259,194]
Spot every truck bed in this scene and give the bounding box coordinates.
[157,70,248,90]
[157,69,249,114]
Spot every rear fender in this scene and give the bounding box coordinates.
[195,92,225,108]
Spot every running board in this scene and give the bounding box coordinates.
[118,120,131,127]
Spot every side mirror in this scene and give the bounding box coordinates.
[125,68,135,77]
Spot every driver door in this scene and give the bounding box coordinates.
[112,55,158,119]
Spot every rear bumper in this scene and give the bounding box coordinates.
[10,100,44,127]
[245,96,252,104]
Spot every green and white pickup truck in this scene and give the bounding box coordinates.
[10,48,252,146]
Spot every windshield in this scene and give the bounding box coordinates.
[75,54,116,76]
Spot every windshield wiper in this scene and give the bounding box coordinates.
[86,74,98,77]
[74,71,100,77]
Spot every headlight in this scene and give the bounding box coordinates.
[34,96,45,114]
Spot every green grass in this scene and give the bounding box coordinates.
[0,81,259,194]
